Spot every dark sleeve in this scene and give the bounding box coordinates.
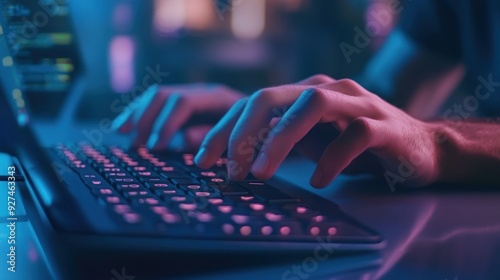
[397,0,461,60]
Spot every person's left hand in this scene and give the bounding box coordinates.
[193,74,442,188]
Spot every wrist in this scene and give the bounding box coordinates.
[427,122,462,183]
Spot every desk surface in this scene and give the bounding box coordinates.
[1,121,499,279]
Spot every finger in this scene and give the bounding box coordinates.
[294,123,339,162]
[250,89,326,179]
[133,85,221,146]
[226,88,305,180]
[310,117,382,188]
[296,74,336,86]
[184,125,212,150]
[318,79,366,97]
[146,93,193,150]
[194,98,248,169]
[112,84,159,133]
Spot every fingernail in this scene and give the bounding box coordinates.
[310,169,324,187]
[146,134,159,150]
[111,112,127,131]
[251,152,269,175]
[194,147,208,166]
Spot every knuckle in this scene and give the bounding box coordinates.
[169,92,188,106]
[309,74,334,84]
[232,97,249,109]
[301,87,328,107]
[351,117,374,137]
[250,88,275,104]
[336,78,359,89]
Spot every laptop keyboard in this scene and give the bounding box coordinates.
[54,144,341,240]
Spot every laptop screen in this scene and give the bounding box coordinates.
[0,0,82,116]
[0,17,30,127]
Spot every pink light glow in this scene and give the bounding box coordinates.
[109,36,135,93]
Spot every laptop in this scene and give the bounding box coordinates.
[0,2,384,279]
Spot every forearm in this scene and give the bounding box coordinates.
[433,121,500,184]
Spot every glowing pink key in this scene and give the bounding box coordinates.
[280,226,291,236]
[261,226,273,236]
[310,227,320,236]
[196,213,213,222]
[99,188,113,195]
[195,192,211,197]
[92,180,102,185]
[240,196,254,201]
[296,207,308,214]
[187,185,201,190]
[162,213,180,223]
[106,196,121,204]
[123,213,141,224]
[231,215,249,224]
[265,213,283,222]
[179,203,196,211]
[208,198,223,205]
[201,171,216,177]
[249,203,264,211]
[114,204,130,214]
[170,196,186,202]
[145,198,159,205]
[222,224,234,234]
[218,205,233,213]
[162,166,175,171]
[312,215,325,222]
[151,206,169,215]
[240,226,252,236]
[211,178,224,183]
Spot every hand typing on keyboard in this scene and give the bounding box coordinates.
[112,83,244,150]
[113,74,500,189]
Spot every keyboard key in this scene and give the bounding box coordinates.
[156,189,185,198]
[109,177,140,186]
[92,188,117,196]
[178,184,212,192]
[123,212,142,224]
[100,196,125,205]
[144,182,174,190]
[113,204,131,214]
[209,183,248,195]
[307,223,340,236]
[131,197,161,206]
[139,176,163,183]
[238,181,273,191]
[253,191,300,204]
[116,183,147,192]
[170,178,200,185]
[122,190,150,198]
[160,171,191,179]
[191,191,220,198]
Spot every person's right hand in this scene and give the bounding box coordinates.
[111,83,244,151]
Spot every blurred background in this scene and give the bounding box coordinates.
[6,0,403,119]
